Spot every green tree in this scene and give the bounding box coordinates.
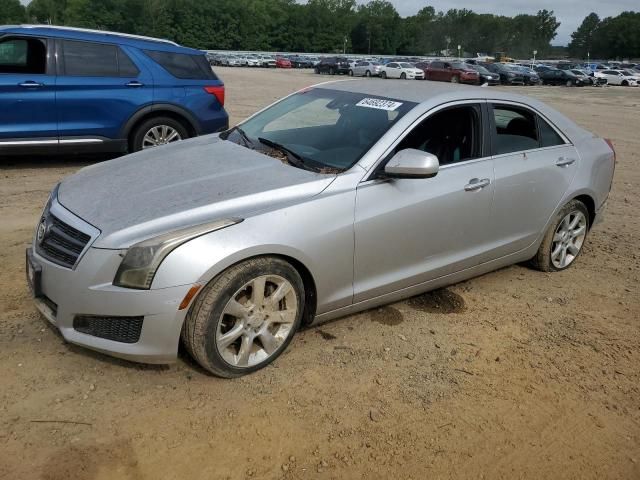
[568,13,600,58]
[0,0,26,23]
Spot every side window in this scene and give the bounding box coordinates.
[492,105,539,155]
[0,37,47,74]
[538,116,565,148]
[144,50,217,80]
[396,105,482,165]
[117,48,140,77]
[63,40,119,76]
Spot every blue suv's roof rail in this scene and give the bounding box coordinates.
[17,24,179,46]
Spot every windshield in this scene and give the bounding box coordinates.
[399,63,413,68]
[223,88,416,171]
[471,65,490,74]
[450,62,468,70]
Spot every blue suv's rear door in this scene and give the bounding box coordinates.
[0,36,58,150]
[55,39,153,150]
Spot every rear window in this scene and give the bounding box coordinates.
[144,50,217,80]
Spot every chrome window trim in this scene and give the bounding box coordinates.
[0,138,104,146]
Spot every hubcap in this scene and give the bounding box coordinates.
[551,211,587,269]
[216,275,298,368]
[142,125,181,149]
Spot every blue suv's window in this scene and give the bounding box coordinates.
[62,40,140,77]
[144,50,217,80]
[0,37,46,74]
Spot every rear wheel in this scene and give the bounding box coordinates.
[182,257,305,378]
[348,69,354,76]
[365,70,371,77]
[531,200,589,272]
[131,116,188,152]
[329,67,335,75]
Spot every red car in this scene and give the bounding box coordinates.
[276,57,292,69]
[426,61,479,84]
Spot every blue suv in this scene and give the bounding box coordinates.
[0,25,228,155]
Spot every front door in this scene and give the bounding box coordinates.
[354,103,495,302]
[0,36,57,151]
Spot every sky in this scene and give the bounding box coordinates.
[371,0,638,45]
[19,0,638,45]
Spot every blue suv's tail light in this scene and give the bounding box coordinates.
[204,86,225,107]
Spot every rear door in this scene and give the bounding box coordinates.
[0,35,57,150]
[55,39,153,145]
[488,102,579,257]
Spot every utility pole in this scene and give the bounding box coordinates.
[457,45,461,60]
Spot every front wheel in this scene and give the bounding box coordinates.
[131,116,188,152]
[451,75,460,83]
[400,72,407,80]
[348,69,353,76]
[365,70,371,77]
[329,67,335,75]
[530,200,589,272]
[622,80,629,87]
[182,257,305,378]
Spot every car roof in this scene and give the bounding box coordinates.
[314,79,591,141]
[0,25,202,54]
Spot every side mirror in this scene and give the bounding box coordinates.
[384,149,440,179]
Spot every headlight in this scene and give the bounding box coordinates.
[113,218,242,289]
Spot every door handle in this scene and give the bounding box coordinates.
[464,178,491,192]
[556,157,576,167]
[125,81,144,88]
[18,81,43,88]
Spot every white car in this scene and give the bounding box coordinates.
[380,62,424,80]
[595,69,638,86]
[245,55,261,67]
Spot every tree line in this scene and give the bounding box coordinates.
[0,0,637,59]
[569,12,640,60]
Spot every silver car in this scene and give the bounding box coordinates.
[27,81,615,377]
[350,61,382,77]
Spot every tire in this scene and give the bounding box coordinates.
[530,200,589,272]
[622,80,628,87]
[314,67,319,74]
[365,70,371,77]
[348,69,354,76]
[329,67,335,75]
[181,257,305,378]
[381,71,387,79]
[566,80,573,87]
[451,75,460,83]
[130,116,189,152]
[400,72,407,80]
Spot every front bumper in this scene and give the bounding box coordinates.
[27,242,193,364]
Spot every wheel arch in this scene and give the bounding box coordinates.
[572,193,596,229]
[121,104,201,147]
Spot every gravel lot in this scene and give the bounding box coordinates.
[1,68,638,480]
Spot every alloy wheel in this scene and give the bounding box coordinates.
[216,275,298,368]
[142,125,182,149]
[551,211,587,269]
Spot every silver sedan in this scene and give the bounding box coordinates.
[350,61,382,77]
[28,81,615,377]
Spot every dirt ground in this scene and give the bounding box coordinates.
[1,68,638,480]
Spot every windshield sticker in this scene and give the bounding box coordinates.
[356,98,403,111]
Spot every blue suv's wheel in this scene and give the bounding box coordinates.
[131,116,189,152]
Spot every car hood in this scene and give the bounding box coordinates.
[58,135,336,249]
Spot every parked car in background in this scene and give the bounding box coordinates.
[508,65,540,85]
[28,80,615,377]
[244,54,261,67]
[594,70,638,86]
[315,57,350,75]
[413,61,431,76]
[465,63,500,85]
[275,56,292,68]
[223,55,242,67]
[0,25,228,155]
[289,55,312,68]
[380,62,424,80]
[570,69,605,86]
[482,62,524,85]
[350,61,382,77]
[425,61,478,84]
[539,69,588,87]
[259,55,277,68]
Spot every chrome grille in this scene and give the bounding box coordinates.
[36,213,91,268]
